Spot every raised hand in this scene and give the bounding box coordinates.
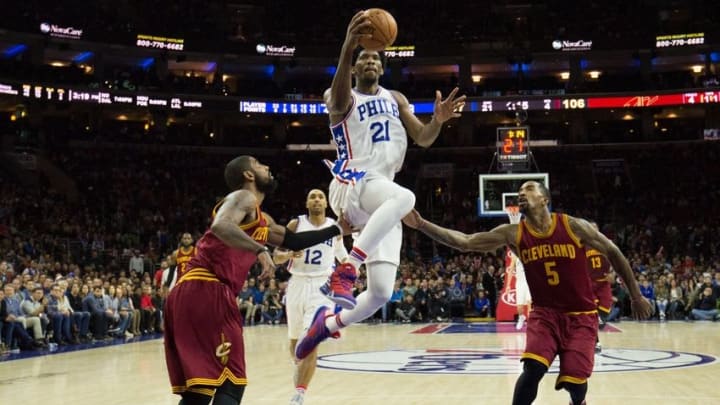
[343,10,373,49]
[433,87,467,124]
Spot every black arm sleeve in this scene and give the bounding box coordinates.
[281,225,341,251]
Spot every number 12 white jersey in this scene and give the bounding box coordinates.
[287,215,338,277]
[329,87,407,180]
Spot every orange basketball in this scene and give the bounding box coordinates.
[358,8,397,51]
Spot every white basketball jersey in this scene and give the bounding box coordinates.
[287,215,337,277]
[329,87,407,180]
[514,255,527,283]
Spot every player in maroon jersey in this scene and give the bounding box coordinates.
[402,181,651,405]
[586,221,613,353]
[164,155,351,405]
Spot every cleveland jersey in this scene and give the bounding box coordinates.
[175,245,197,276]
[586,249,611,283]
[516,213,596,312]
[187,203,268,293]
[328,87,407,180]
[287,215,337,277]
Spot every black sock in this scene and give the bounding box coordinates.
[512,359,548,405]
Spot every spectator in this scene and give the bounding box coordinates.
[129,250,144,277]
[116,286,134,338]
[3,285,44,349]
[655,275,670,321]
[413,279,430,321]
[47,284,75,345]
[668,278,686,320]
[67,283,91,341]
[395,294,417,323]
[690,287,719,321]
[139,286,157,334]
[20,287,49,343]
[473,290,491,317]
[83,285,112,340]
[261,280,283,325]
[237,280,257,326]
[639,279,656,317]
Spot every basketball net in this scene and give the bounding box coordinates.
[505,206,522,225]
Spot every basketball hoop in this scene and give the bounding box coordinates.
[505,206,522,225]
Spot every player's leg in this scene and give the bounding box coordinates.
[556,314,597,405]
[512,358,548,405]
[513,307,559,405]
[328,260,396,329]
[287,276,316,405]
[295,260,396,359]
[178,391,212,405]
[212,380,246,405]
[322,178,413,309]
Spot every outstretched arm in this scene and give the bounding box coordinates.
[266,214,352,251]
[393,88,466,148]
[403,209,515,252]
[272,219,300,265]
[569,217,653,319]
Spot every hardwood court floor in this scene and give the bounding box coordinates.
[1,321,718,404]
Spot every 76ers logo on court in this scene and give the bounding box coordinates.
[318,348,715,375]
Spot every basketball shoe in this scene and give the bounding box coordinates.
[295,306,340,360]
[320,262,357,310]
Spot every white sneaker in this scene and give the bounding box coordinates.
[289,393,304,405]
[516,315,526,330]
[124,331,134,338]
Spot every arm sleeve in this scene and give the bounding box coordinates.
[280,225,341,251]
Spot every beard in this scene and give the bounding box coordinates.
[256,175,278,195]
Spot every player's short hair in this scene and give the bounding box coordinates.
[536,181,551,205]
[224,155,254,190]
[352,48,387,67]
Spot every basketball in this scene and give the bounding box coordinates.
[359,8,397,51]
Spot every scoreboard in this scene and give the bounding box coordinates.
[497,126,530,171]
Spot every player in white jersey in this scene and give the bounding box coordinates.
[295,11,466,360]
[274,189,348,405]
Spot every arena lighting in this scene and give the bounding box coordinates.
[588,70,601,79]
[139,58,154,69]
[622,113,634,120]
[2,44,27,58]
[471,75,482,83]
[72,52,93,63]
[691,65,703,73]
[559,72,570,80]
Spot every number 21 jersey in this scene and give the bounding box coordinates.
[329,87,407,180]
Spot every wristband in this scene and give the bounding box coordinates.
[255,246,269,256]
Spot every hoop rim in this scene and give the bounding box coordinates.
[505,205,520,214]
